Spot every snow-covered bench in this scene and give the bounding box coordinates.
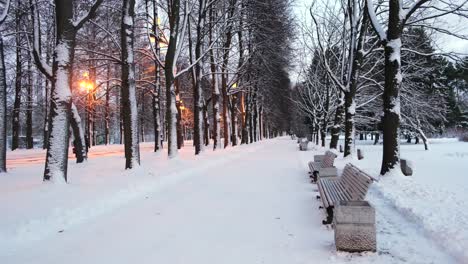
[299,139,309,151]
[308,151,337,182]
[317,163,374,224]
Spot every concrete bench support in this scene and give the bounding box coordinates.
[400,159,413,176]
[334,201,376,252]
[299,141,308,151]
[357,149,364,160]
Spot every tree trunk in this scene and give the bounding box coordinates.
[231,94,238,145]
[419,130,428,150]
[140,91,145,142]
[88,67,96,147]
[43,0,76,182]
[221,0,237,148]
[12,6,22,150]
[221,77,230,147]
[26,56,33,149]
[104,64,110,145]
[191,0,206,155]
[0,34,7,172]
[209,6,220,150]
[150,0,161,152]
[343,11,367,157]
[330,92,344,149]
[121,0,140,169]
[241,92,248,144]
[70,103,86,163]
[203,102,209,146]
[416,119,429,150]
[43,79,49,149]
[374,132,379,145]
[248,91,253,143]
[175,80,183,149]
[164,0,180,158]
[380,0,403,175]
[252,94,258,142]
[343,91,355,157]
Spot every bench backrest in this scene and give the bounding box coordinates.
[321,151,337,167]
[340,163,373,200]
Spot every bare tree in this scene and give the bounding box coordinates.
[30,0,103,182]
[121,0,140,168]
[0,0,10,173]
[366,0,468,174]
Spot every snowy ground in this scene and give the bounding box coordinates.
[1,137,465,263]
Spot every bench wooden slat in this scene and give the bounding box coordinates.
[317,163,374,224]
[309,151,337,173]
[341,170,369,199]
[320,179,351,207]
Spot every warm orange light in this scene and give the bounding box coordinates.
[79,81,87,91]
[150,36,156,43]
[86,83,94,91]
[156,17,161,26]
[83,71,89,78]
[79,80,94,92]
[232,83,237,89]
[180,106,186,110]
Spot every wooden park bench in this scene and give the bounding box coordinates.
[308,150,337,182]
[317,163,375,225]
[299,139,309,151]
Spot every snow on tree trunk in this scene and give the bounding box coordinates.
[43,80,49,149]
[416,118,429,150]
[211,72,221,150]
[152,77,162,151]
[166,82,178,157]
[121,0,140,169]
[192,0,206,155]
[150,0,161,152]
[0,34,7,172]
[164,0,181,158]
[344,95,356,157]
[43,40,73,183]
[38,0,103,182]
[175,82,183,149]
[344,10,367,157]
[380,0,403,175]
[208,5,220,149]
[221,0,237,148]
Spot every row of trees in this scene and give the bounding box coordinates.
[293,0,468,175]
[0,0,294,181]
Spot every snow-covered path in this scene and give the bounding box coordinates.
[1,138,457,263]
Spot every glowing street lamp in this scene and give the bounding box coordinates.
[79,80,94,92]
[79,71,94,92]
